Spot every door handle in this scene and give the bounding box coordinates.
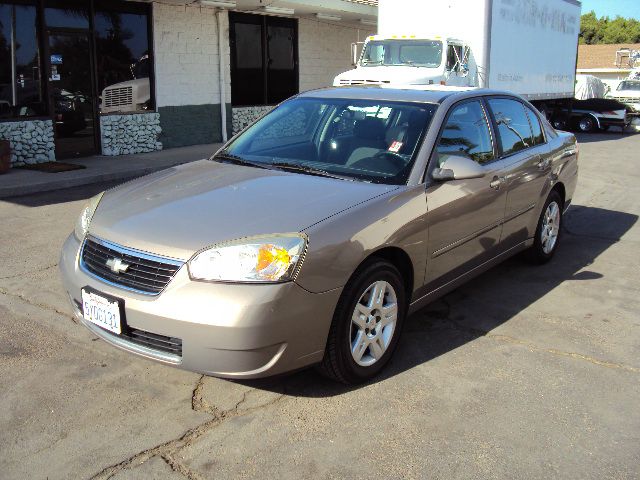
[537,157,551,170]
[489,176,505,190]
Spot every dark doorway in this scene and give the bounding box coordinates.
[46,31,98,159]
[229,12,298,107]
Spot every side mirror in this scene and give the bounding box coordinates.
[431,154,485,181]
[351,43,359,66]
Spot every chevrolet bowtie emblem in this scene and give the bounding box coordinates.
[106,257,130,274]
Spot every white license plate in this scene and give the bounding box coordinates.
[81,289,121,335]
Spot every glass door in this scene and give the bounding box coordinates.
[46,31,97,158]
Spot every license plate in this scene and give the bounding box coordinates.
[81,288,122,335]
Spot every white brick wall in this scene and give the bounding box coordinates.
[152,6,371,107]
[153,4,231,107]
[298,18,374,92]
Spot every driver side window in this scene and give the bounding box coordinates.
[436,100,494,165]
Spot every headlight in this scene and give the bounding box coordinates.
[74,192,104,240]
[188,234,307,283]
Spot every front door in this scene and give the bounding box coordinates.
[424,99,509,288]
[46,31,98,158]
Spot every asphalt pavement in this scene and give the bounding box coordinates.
[0,132,638,479]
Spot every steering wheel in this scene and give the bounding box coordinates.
[372,150,407,170]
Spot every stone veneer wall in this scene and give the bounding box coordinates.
[100,113,162,156]
[231,106,274,135]
[0,119,55,165]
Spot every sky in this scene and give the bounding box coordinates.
[580,0,640,19]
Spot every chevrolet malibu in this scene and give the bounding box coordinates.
[60,86,578,384]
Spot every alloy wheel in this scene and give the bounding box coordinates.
[349,280,398,367]
[541,201,561,254]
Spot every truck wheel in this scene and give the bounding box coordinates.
[578,116,595,133]
[552,118,566,130]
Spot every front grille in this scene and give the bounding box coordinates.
[104,86,133,108]
[81,237,183,295]
[124,328,183,356]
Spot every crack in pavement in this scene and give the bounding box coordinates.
[0,287,76,323]
[89,376,286,479]
[162,452,205,480]
[485,333,640,373]
[430,298,640,374]
[0,262,58,280]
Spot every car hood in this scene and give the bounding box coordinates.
[89,160,396,260]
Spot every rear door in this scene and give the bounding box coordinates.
[485,97,551,248]
[424,99,510,288]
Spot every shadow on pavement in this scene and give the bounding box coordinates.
[243,205,638,397]
[1,180,123,208]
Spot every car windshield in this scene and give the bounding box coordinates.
[617,81,640,91]
[360,40,443,67]
[217,97,437,185]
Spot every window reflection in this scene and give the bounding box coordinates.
[0,3,44,119]
[96,10,152,113]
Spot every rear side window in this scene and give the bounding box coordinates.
[524,105,545,145]
[436,100,494,165]
[487,98,534,156]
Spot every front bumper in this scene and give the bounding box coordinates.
[59,234,342,378]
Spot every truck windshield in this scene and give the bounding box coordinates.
[217,97,437,185]
[617,81,640,91]
[360,40,443,67]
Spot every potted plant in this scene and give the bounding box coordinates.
[0,139,10,174]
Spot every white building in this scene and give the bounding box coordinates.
[0,0,376,164]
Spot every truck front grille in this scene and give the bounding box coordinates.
[104,86,133,108]
[339,79,391,85]
[80,236,183,295]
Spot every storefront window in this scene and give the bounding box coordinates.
[44,3,89,29]
[95,6,153,113]
[0,3,45,119]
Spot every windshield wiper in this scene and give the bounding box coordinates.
[270,162,353,181]
[362,60,383,66]
[212,153,270,170]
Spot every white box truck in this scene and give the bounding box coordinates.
[334,0,581,114]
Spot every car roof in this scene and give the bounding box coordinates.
[297,85,513,104]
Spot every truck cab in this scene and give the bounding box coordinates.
[333,35,476,88]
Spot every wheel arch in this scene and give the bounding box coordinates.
[551,182,566,208]
[579,112,601,130]
[364,246,415,302]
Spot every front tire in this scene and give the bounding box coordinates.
[527,190,563,264]
[318,259,406,384]
[578,116,596,133]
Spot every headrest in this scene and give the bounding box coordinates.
[354,117,385,140]
[386,124,408,145]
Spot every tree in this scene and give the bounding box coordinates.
[579,11,640,44]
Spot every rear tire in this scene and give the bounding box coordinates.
[527,190,563,264]
[317,259,406,384]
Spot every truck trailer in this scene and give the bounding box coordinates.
[334,0,581,115]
